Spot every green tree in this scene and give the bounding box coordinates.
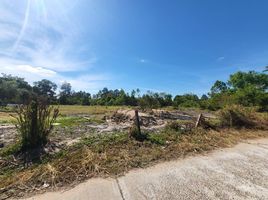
[0,74,32,105]
[33,79,57,102]
[173,94,200,108]
[210,80,228,97]
[228,71,268,90]
[59,82,72,104]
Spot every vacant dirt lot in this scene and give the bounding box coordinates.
[0,107,210,147]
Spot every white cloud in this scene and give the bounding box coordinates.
[217,56,225,61]
[65,74,110,93]
[139,58,148,63]
[0,0,96,72]
[20,65,56,76]
[1,64,109,93]
[1,64,57,84]
[0,0,109,92]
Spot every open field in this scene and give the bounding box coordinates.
[0,105,208,124]
[0,105,267,199]
[0,105,127,124]
[58,105,127,116]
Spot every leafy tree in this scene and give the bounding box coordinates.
[206,71,268,110]
[228,71,268,90]
[60,82,72,95]
[33,79,57,102]
[59,82,72,104]
[1,70,267,110]
[0,74,32,105]
[209,80,228,97]
[139,93,160,109]
[201,94,208,100]
[69,91,91,105]
[173,94,200,108]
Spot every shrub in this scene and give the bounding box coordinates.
[219,105,256,128]
[128,125,147,141]
[12,99,59,149]
[165,120,194,132]
[165,121,181,131]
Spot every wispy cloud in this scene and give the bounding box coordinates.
[0,0,107,92]
[1,63,109,92]
[217,56,225,61]
[65,74,110,93]
[138,58,148,63]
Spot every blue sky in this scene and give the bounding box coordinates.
[1,0,268,96]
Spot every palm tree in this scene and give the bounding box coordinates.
[264,66,268,72]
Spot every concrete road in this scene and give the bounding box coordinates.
[25,138,268,200]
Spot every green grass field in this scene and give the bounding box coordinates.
[0,105,127,124]
[58,105,126,115]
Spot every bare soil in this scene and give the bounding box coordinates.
[0,109,214,148]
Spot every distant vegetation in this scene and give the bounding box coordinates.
[0,69,267,111]
[0,69,267,198]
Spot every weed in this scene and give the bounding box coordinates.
[165,120,194,132]
[11,99,59,149]
[219,105,257,128]
[147,133,166,145]
[0,142,22,157]
[128,125,147,141]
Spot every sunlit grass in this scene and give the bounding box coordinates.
[0,105,126,124]
[58,105,127,115]
[0,112,15,124]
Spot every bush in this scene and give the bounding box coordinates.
[12,99,59,149]
[165,121,181,131]
[128,125,147,141]
[219,105,256,128]
[165,120,194,132]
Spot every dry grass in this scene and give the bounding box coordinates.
[0,128,267,199]
[218,105,268,128]
[0,112,15,124]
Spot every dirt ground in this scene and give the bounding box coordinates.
[0,108,214,148]
[87,108,214,132]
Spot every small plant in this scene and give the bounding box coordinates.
[165,121,181,131]
[12,98,59,149]
[147,133,166,145]
[165,120,194,132]
[128,125,147,141]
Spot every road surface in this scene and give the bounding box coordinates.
[25,138,268,200]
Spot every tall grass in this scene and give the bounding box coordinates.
[219,105,257,128]
[12,99,59,149]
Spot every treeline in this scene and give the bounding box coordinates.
[0,70,267,111]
